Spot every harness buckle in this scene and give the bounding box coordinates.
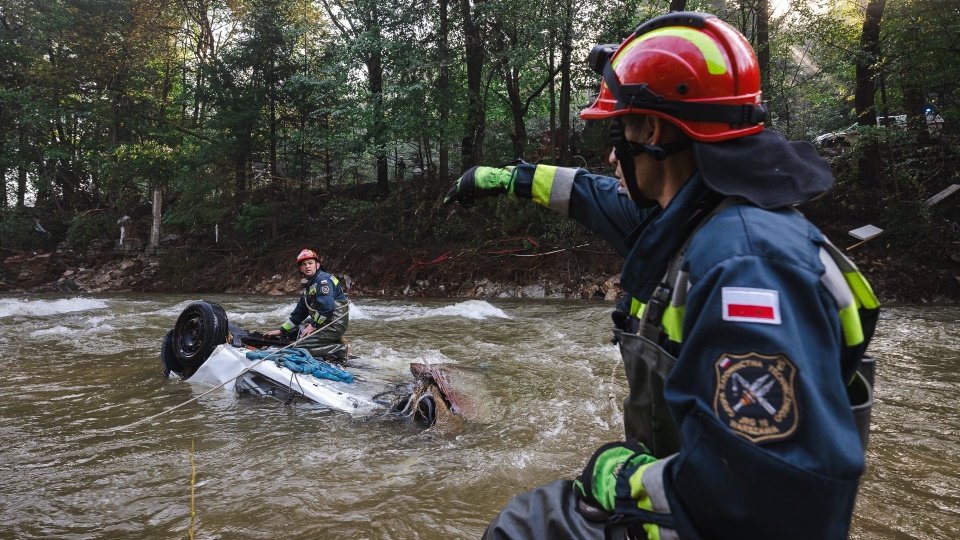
[640,284,671,343]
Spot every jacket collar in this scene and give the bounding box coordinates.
[620,173,720,301]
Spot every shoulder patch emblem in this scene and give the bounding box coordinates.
[721,287,781,324]
[713,352,799,443]
[321,284,331,295]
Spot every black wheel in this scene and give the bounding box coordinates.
[211,302,228,327]
[160,329,187,377]
[173,300,229,374]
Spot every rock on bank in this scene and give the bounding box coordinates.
[0,238,626,301]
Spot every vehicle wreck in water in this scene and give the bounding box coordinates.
[159,300,469,427]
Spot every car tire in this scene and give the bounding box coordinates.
[173,300,229,376]
[160,329,187,377]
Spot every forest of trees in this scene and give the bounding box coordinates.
[0,0,958,259]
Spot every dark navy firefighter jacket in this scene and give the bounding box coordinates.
[509,163,874,539]
[281,270,348,332]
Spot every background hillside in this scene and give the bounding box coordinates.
[1,1,958,302]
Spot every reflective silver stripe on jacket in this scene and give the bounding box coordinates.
[818,246,854,312]
[534,166,577,216]
[641,456,679,540]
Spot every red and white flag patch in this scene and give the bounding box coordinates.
[721,287,781,325]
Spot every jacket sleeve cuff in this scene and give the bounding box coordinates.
[510,164,577,216]
[511,164,537,200]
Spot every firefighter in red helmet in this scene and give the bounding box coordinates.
[446,12,878,540]
[264,249,350,361]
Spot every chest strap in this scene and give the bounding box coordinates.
[639,197,743,347]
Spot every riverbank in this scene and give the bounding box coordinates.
[3,223,958,304]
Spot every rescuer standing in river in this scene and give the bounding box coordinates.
[446,11,879,539]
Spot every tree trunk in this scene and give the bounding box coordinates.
[460,0,485,171]
[235,158,247,200]
[756,0,770,103]
[269,74,278,178]
[901,26,930,145]
[549,44,556,163]
[438,0,450,181]
[150,187,162,247]
[17,165,26,208]
[558,0,572,164]
[506,65,526,159]
[854,0,886,186]
[367,47,389,194]
[902,80,930,145]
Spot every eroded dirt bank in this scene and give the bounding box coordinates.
[3,230,958,305]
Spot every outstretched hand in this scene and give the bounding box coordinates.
[443,166,514,206]
[573,441,658,513]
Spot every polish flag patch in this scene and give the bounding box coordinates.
[722,287,781,325]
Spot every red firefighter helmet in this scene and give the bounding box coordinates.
[296,249,320,265]
[580,12,767,142]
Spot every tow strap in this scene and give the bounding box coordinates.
[245,348,354,384]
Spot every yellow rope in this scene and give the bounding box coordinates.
[189,437,196,540]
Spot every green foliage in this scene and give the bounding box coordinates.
[236,202,274,233]
[0,208,46,252]
[323,198,381,226]
[98,141,176,209]
[1,0,958,278]
[494,197,593,245]
[66,210,119,247]
[878,200,942,257]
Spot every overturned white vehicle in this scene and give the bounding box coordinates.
[160,300,474,426]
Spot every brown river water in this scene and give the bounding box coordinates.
[0,294,957,539]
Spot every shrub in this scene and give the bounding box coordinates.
[66,210,120,246]
[0,207,47,252]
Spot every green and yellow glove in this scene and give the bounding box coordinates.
[443,166,515,206]
[573,441,658,514]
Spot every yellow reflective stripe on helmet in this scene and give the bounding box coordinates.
[619,27,728,76]
[531,165,559,208]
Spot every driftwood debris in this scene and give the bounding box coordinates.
[925,184,960,208]
[847,224,884,251]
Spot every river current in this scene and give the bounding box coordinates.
[0,294,956,539]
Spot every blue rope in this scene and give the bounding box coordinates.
[245,348,354,384]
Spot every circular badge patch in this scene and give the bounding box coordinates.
[713,352,799,443]
[321,285,331,295]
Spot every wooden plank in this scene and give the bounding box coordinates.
[926,184,960,207]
